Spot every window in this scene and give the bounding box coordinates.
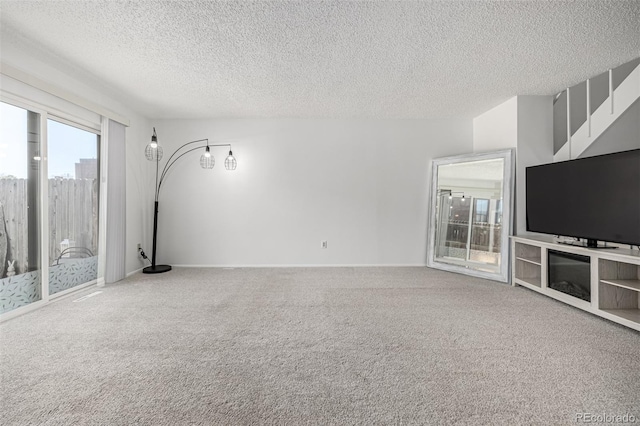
[47,118,100,295]
[0,102,42,313]
[0,100,102,316]
[473,199,489,223]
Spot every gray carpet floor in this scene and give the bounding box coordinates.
[1,267,639,425]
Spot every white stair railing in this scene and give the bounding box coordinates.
[554,59,639,162]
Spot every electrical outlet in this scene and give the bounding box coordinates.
[321,240,328,249]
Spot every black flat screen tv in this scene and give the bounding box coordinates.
[526,149,640,247]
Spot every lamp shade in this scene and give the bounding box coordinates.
[145,128,162,161]
[200,146,215,169]
[225,150,237,170]
[145,144,163,161]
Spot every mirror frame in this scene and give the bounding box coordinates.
[426,149,515,283]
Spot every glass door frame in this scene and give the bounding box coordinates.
[0,93,103,321]
[47,116,101,297]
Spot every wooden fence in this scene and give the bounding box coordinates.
[0,178,98,277]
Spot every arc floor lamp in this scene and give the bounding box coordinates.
[143,128,237,274]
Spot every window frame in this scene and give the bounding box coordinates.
[0,93,104,321]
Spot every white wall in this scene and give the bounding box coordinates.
[1,30,152,276]
[472,97,518,152]
[515,96,554,235]
[472,95,554,235]
[579,100,640,158]
[475,92,640,238]
[152,118,472,266]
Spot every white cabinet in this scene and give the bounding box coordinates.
[598,259,640,324]
[513,242,542,288]
[511,236,640,332]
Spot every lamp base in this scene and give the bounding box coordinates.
[143,264,172,274]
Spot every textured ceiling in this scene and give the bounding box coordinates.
[1,1,639,119]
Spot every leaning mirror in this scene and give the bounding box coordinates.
[427,150,514,283]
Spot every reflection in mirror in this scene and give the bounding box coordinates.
[428,150,514,283]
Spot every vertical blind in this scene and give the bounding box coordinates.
[105,119,126,283]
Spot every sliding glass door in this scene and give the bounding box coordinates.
[0,102,42,313]
[0,101,102,315]
[47,119,100,295]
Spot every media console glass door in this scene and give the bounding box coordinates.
[427,150,514,283]
[548,250,591,302]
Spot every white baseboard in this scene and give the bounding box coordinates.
[171,264,427,268]
[126,267,144,277]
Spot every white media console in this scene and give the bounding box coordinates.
[511,235,640,332]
